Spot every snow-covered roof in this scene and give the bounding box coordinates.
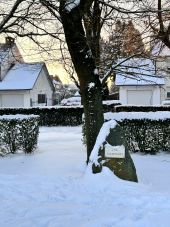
[115,58,165,86]
[0,63,44,90]
[151,41,170,57]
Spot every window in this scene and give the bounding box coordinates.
[167,92,170,99]
[30,98,33,107]
[38,94,46,103]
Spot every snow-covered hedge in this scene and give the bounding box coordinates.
[83,111,170,154]
[0,115,39,155]
[0,107,83,126]
[105,112,170,154]
[115,105,170,112]
[0,103,120,126]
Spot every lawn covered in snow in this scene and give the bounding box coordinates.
[0,126,170,227]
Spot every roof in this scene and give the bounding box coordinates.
[0,63,44,90]
[115,58,165,86]
[151,41,170,57]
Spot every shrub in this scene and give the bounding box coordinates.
[119,119,170,154]
[0,115,39,155]
[115,105,170,112]
[83,111,170,154]
[0,107,83,126]
[112,112,170,154]
[0,103,119,126]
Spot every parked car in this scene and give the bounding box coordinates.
[61,96,81,106]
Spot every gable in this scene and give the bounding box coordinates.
[32,65,55,92]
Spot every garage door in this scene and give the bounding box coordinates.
[1,95,24,107]
[127,90,152,105]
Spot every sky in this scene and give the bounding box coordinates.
[16,37,71,84]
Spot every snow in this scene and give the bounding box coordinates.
[0,63,43,90]
[65,0,80,12]
[61,96,81,106]
[89,120,117,165]
[104,111,170,121]
[94,68,98,75]
[103,100,121,105]
[162,100,170,105]
[88,82,95,90]
[60,98,121,107]
[115,58,165,86]
[152,41,170,57]
[0,126,170,226]
[74,91,80,96]
[0,114,39,120]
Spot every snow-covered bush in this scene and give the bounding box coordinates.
[0,115,39,155]
[0,103,119,126]
[115,105,170,112]
[120,119,170,154]
[83,111,170,154]
[0,107,83,126]
[106,112,170,154]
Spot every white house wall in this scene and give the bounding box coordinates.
[30,67,53,106]
[156,57,170,103]
[119,86,161,105]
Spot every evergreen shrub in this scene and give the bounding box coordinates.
[0,115,39,155]
[83,114,170,154]
[115,105,170,112]
[0,102,120,126]
[119,119,170,154]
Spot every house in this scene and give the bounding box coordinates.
[151,41,170,104]
[0,37,54,107]
[115,58,165,105]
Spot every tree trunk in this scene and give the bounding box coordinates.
[83,0,102,67]
[59,1,104,163]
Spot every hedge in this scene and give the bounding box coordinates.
[110,112,170,154]
[0,102,120,126]
[115,105,170,112]
[0,115,39,155]
[83,111,170,154]
[119,119,170,154]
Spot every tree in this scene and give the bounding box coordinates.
[146,0,170,49]
[122,20,145,57]
[0,0,139,181]
[59,1,104,164]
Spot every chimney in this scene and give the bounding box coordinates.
[5,37,15,46]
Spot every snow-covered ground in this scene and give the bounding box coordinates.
[0,126,170,227]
